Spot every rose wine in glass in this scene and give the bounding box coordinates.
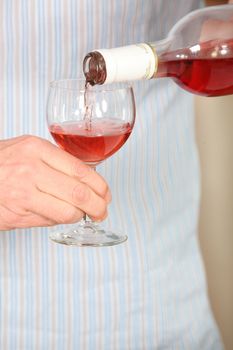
[47,79,135,246]
[49,119,132,165]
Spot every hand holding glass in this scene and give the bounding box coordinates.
[46,79,135,246]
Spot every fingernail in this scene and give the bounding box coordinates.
[93,211,108,223]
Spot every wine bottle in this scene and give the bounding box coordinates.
[83,5,233,97]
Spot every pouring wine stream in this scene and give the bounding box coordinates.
[83,81,96,227]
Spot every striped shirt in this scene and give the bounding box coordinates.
[0,0,223,349]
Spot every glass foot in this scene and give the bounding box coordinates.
[49,221,127,247]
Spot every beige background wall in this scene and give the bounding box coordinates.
[195,95,233,350]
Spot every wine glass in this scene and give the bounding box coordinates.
[46,79,136,247]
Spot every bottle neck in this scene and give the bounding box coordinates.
[148,37,173,56]
[83,37,173,85]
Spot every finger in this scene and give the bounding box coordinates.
[17,214,56,228]
[35,163,108,220]
[0,134,31,148]
[30,189,85,224]
[0,204,56,229]
[76,167,112,203]
[39,140,111,200]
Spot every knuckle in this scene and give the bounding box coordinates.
[72,183,90,204]
[59,206,81,224]
[97,176,109,197]
[8,187,31,206]
[20,135,44,155]
[8,188,22,201]
[72,160,90,179]
[16,163,34,178]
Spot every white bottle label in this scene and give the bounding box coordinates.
[97,43,158,84]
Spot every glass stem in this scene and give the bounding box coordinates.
[83,165,96,224]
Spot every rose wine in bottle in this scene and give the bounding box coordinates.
[83,5,233,97]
